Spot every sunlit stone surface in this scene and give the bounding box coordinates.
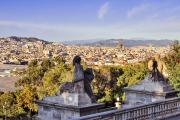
[123,76,177,108]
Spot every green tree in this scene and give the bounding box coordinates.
[117,63,147,87]
[0,92,24,117]
[164,40,180,90]
[92,63,147,103]
[92,67,110,102]
[15,57,71,114]
[37,62,71,99]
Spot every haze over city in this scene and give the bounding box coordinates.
[0,0,180,41]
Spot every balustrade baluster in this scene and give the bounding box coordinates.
[158,104,160,115]
[128,111,130,120]
[153,105,156,117]
[163,103,166,115]
[148,107,151,118]
[169,102,172,113]
[141,108,143,119]
[124,111,127,120]
[122,113,124,120]
[171,102,174,112]
[175,102,177,111]
[175,102,178,111]
[166,103,168,114]
[120,112,123,120]
[145,107,148,119]
[137,110,139,120]
[165,103,167,114]
[129,111,132,120]
[125,112,127,120]
[143,108,146,119]
[172,102,175,112]
[160,104,162,114]
[135,110,137,119]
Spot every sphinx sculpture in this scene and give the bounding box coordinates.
[148,55,168,81]
[58,55,96,103]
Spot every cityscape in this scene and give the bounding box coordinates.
[0,36,171,66]
[0,0,180,120]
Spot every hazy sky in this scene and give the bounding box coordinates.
[0,0,180,41]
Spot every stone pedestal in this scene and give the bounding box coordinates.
[36,87,105,120]
[62,92,91,106]
[123,76,178,108]
[36,99,105,120]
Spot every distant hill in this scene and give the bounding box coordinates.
[63,39,103,45]
[0,36,51,44]
[63,39,174,47]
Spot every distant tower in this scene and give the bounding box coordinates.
[117,42,124,50]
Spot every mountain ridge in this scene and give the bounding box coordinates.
[63,39,174,47]
[0,36,176,47]
[0,36,51,44]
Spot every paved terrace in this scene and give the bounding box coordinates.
[72,97,180,120]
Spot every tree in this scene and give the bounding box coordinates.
[92,63,147,104]
[164,40,180,90]
[117,63,147,87]
[15,56,71,113]
[0,92,24,117]
[37,62,71,99]
[92,67,110,102]
[116,62,147,102]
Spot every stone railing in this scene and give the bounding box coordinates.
[72,97,180,120]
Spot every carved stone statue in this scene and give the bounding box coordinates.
[148,55,168,81]
[58,55,96,103]
[73,56,84,82]
[84,68,96,103]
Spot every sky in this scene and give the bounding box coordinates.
[0,0,180,41]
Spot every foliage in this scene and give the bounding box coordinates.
[0,92,24,117]
[0,56,71,118]
[15,56,71,113]
[37,62,71,99]
[164,40,180,90]
[117,62,147,87]
[92,62,147,103]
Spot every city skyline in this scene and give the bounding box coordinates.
[0,0,180,41]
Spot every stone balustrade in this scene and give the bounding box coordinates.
[72,97,180,120]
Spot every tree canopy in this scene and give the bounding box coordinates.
[164,40,180,90]
[92,62,147,103]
